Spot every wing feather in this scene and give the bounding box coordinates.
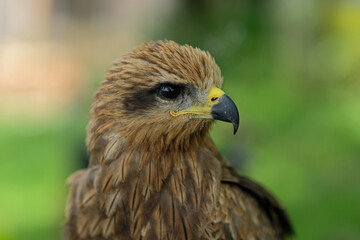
[214,164,294,239]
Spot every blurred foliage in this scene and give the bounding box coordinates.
[0,116,86,240]
[1,0,360,240]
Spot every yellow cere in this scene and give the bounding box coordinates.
[208,86,225,105]
[170,86,225,117]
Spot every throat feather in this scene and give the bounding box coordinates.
[95,136,222,239]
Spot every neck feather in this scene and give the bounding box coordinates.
[86,128,222,238]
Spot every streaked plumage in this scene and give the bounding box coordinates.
[65,40,293,240]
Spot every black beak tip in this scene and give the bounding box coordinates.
[232,110,239,135]
[233,122,239,135]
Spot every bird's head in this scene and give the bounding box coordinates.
[88,40,239,152]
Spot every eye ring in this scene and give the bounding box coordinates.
[158,84,182,100]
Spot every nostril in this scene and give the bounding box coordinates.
[211,97,218,102]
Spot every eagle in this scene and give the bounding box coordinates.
[65,40,293,240]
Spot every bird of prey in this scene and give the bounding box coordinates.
[65,40,293,240]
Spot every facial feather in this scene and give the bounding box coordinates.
[87,40,223,155]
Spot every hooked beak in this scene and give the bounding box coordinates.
[210,94,239,134]
[171,86,239,134]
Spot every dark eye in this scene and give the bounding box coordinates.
[159,84,182,99]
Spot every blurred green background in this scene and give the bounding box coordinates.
[0,0,359,239]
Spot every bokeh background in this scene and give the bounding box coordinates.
[1,0,360,239]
